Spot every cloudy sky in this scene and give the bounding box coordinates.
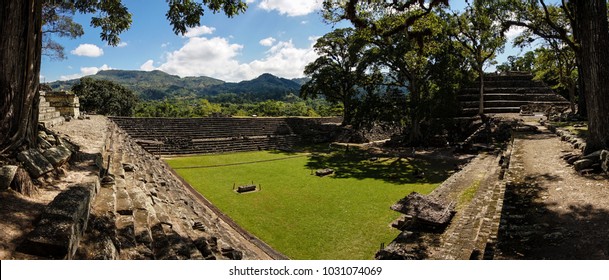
[41,0,525,83]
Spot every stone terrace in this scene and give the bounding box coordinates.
[459,73,570,116]
[110,117,341,155]
[75,120,285,259]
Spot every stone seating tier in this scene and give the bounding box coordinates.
[110,117,340,155]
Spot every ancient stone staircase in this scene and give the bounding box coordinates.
[39,91,64,128]
[459,73,570,116]
[76,121,282,259]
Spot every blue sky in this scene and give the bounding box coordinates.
[41,0,526,83]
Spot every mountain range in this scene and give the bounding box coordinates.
[47,70,308,102]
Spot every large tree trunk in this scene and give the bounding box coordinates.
[478,68,484,115]
[0,0,42,153]
[573,0,609,154]
[408,80,423,145]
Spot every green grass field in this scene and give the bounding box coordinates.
[165,148,455,259]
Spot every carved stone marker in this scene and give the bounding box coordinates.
[237,184,257,193]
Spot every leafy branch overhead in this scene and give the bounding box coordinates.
[43,0,248,47]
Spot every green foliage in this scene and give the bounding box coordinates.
[450,0,506,73]
[496,52,536,73]
[134,97,340,118]
[42,0,85,60]
[301,28,367,125]
[72,77,138,116]
[361,10,461,144]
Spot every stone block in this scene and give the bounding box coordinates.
[582,150,602,161]
[0,165,18,190]
[601,150,609,173]
[18,184,95,259]
[574,159,594,172]
[315,168,334,177]
[17,149,54,178]
[43,146,72,167]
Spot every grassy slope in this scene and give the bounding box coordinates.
[166,150,452,259]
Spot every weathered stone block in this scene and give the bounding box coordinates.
[17,149,54,178]
[582,150,602,161]
[574,159,594,172]
[600,150,609,173]
[18,184,95,259]
[315,168,334,176]
[43,146,72,167]
[0,165,18,190]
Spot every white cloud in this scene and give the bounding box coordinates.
[117,42,128,48]
[140,60,156,71]
[258,0,323,16]
[146,36,318,82]
[259,37,276,46]
[59,64,111,80]
[155,37,251,82]
[70,44,104,57]
[161,42,171,48]
[184,25,216,37]
[248,39,318,78]
[505,25,526,39]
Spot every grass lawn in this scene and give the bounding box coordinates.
[165,148,455,259]
[551,121,588,139]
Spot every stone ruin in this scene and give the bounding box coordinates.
[459,72,570,116]
[389,192,455,228]
[110,116,343,156]
[315,168,334,177]
[38,90,81,128]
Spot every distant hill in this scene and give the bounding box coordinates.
[291,77,311,86]
[47,70,304,101]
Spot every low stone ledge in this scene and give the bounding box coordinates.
[17,180,100,259]
[17,149,54,178]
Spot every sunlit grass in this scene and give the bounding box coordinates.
[166,150,454,259]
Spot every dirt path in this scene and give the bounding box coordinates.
[495,123,609,259]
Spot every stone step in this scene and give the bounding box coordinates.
[40,116,64,128]
[461,87,555,94]
[114,178,133,216]
[39,111,61,121]
[458,93,568,102]
[483,74,534,81]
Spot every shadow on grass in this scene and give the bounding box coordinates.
[302,148,459,185]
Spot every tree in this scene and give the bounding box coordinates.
[450,0,506,115]
[498,0,586,116]
[72,77,137,116]
[364,11,449,145]
[496,52,536,73]
[533,45,578,112]
[571,0,609,153]
[0,0,247,153]
[500,0,609,153]
[42,0,85,60]
[300,28,367,125]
